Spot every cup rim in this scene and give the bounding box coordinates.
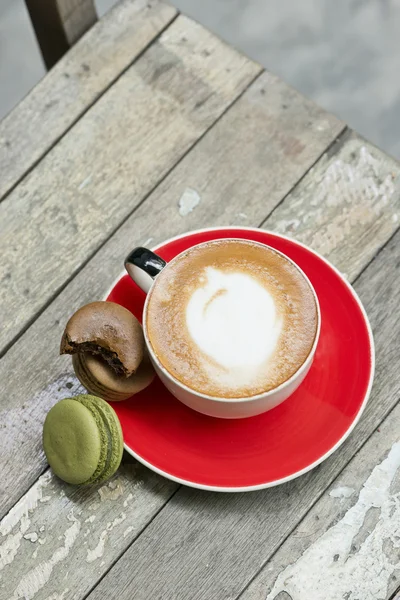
[141,237,322,404]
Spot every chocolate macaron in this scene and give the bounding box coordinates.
[61,301,144,377]
[61,300,155,400]
[73,351,155,401]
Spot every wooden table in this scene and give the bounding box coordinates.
[1,2,400,599]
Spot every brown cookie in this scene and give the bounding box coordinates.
[73,351,155,401]
[60,301,144,377]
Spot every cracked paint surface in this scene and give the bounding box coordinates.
[267,442,400,600]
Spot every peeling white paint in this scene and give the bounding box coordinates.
[86,530,107,564]
[313,148,395,215]
[272,144,398,260]
[0,472,53,571]
[31,547,39,560]
[123,525,134,538]
[84,515,96,524]
[178,188,201,216]
[0,532,23,570]
[10,513,80,599]
[1,472,52,537]
[267,442,400,600]
[43,590,68,600]
[78,175,92,191]
[86,513,126,563]
[123,493,133,508]
[98,477,125,501]
[329,486,355,499]
[23,533,38,543]
[0,376,84,470]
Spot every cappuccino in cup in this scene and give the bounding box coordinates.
[145,239,318,399]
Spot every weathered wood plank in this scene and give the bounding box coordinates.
[0,72,342,597]
[264,130,400,281]
[0,69,342,523]
[129,73,344,240]
[240,401,400,600]
[0,459,176,600]
[84,151,400,600]
[0,0,177,200]
[25,0,97,69]
[4,128,400,597]
[0,15,261,356]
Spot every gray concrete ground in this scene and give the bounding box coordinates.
[1,0,400,159]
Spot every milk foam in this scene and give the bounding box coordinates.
[185,267,282,382]
[146,239,318,398]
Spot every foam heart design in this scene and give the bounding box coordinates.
[186,267,282,374]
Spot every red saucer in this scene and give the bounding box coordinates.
[107,228,374,491]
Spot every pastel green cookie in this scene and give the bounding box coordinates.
[78,394,123,484]
[43,399,102,484]
[43,394,124,485]
[77,395,110,484]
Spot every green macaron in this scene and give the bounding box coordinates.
[43,394,124,485]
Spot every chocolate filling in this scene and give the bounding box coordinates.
[62,338,126,375]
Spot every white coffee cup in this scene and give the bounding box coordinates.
[125,240,321,419]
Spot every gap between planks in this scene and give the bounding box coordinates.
[82,226,400,600]
[0,0,178,204]
[235,395,400,600]
[1,63,344,518]
[0,118,349,592]
[2,69,348,363]
[258,126,349,229]
[0,15,178,203]
[3,132,400,600]
[80,133,400,600]
[81,402,400,600]
[1,71,345,597]
[0,14,263,357]
[0,67,261,361]
[0,111,341,510]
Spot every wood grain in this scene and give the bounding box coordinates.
[264,130,400,281]
[1,461,176,600]
[84,149,400,600]
[0,15,261,356]
[2,77,398,600]
[0,0,177,200]
[25,0,97,69]
[128,72,344,243]
[0,67,342,514]
[0,67,342,595]
[240,402,400,600]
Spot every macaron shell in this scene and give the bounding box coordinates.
[60,301,144,376]
[82,395,124,483]
[75,394,110,484]
[43,399,101,485]
[73,352,155,401]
